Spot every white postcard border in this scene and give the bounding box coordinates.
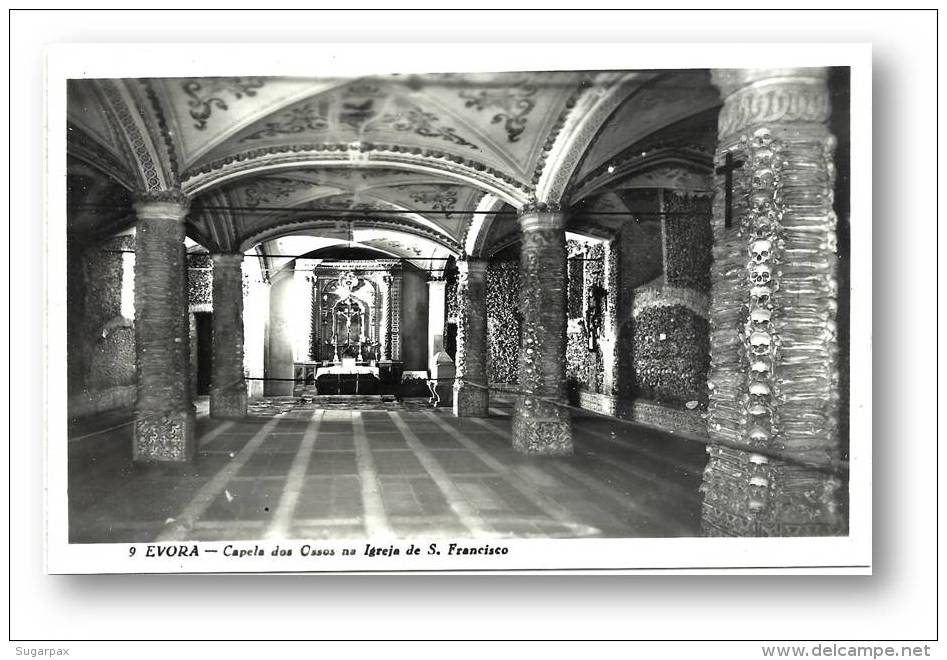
[44,41,873,575]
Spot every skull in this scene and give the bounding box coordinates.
[750,359,770,375]
[751,285,773,306]
[750,238,772,264]
[748,497,766,511]
[749,453,769,465]
[750,264,772,286]
[750,191,772,210]
[749,331,772,355]
[747,401,769,416]
[749,381,771,398]
[748,425,769,443]
[751,149,774,169]
[752,168,775,190]
[750,306,772,327]
[749,475,770,488]
[752,127,774,149]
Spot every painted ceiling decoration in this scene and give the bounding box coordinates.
[458,79,538,143]
[67,70,723,264]
[243,177,312,208]
[126,72,595,186]
[407,185,458,217]
[230,92,480,149]
[182,77,267,130]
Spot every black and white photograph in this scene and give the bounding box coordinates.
[13,5,947,652]
[46,43,872,576]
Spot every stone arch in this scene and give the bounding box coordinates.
[462,194,508,257]
[180,149,529,207]
[533,73,645,206]
[94,79,179,193]
[237,217,462,256]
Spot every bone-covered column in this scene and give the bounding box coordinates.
[389,267,402,361]
[133,192,196,462]
[701,68,843,536]
[210,252,247,418]
[379,273,392,361]
[452,258,488,417]
[511,203,572,455]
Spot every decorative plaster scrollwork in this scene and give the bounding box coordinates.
[240,101,330,141]
[459,80,538,143]
[244,178,312,208]
[407,185,459,217]
[374,108,478,150]
[182,77,265,130]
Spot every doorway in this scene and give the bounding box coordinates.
[194,311,213,395]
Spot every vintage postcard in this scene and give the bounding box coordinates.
[45,42,872,575]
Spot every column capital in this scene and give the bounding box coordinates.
[134,189,190,220]
[711,67,829,98]
[211,252,244,267]
[712,67,831,139]
[517,200,568,233]
[457,257,488,277]
[518,199,563,217]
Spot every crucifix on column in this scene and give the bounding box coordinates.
[715,150,745,229]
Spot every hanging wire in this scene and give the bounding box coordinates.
[68,202,691,217]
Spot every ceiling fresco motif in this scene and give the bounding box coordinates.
[182,77,267,130]
[458,79,538,143]
[143,73,589,181]
[67,70,722,263]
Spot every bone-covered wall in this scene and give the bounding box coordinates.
[67,233,137,416]
[486,260,521,385]
[612,190,713,413]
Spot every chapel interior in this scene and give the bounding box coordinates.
[65,67,850,541]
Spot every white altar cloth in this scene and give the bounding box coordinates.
[315,365,380,379]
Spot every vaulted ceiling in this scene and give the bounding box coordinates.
[66,70,721,261]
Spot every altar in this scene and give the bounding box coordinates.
[295,358,381,395]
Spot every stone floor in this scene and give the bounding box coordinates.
[68,397,707,543]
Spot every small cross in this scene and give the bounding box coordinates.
[715,151,745,229]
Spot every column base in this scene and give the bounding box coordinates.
[133,409,196,463]
[511,396,573,456]
[453,381,488,417]
[701,503,846,537]
[700,459,847,537]
[210,388,248,419]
